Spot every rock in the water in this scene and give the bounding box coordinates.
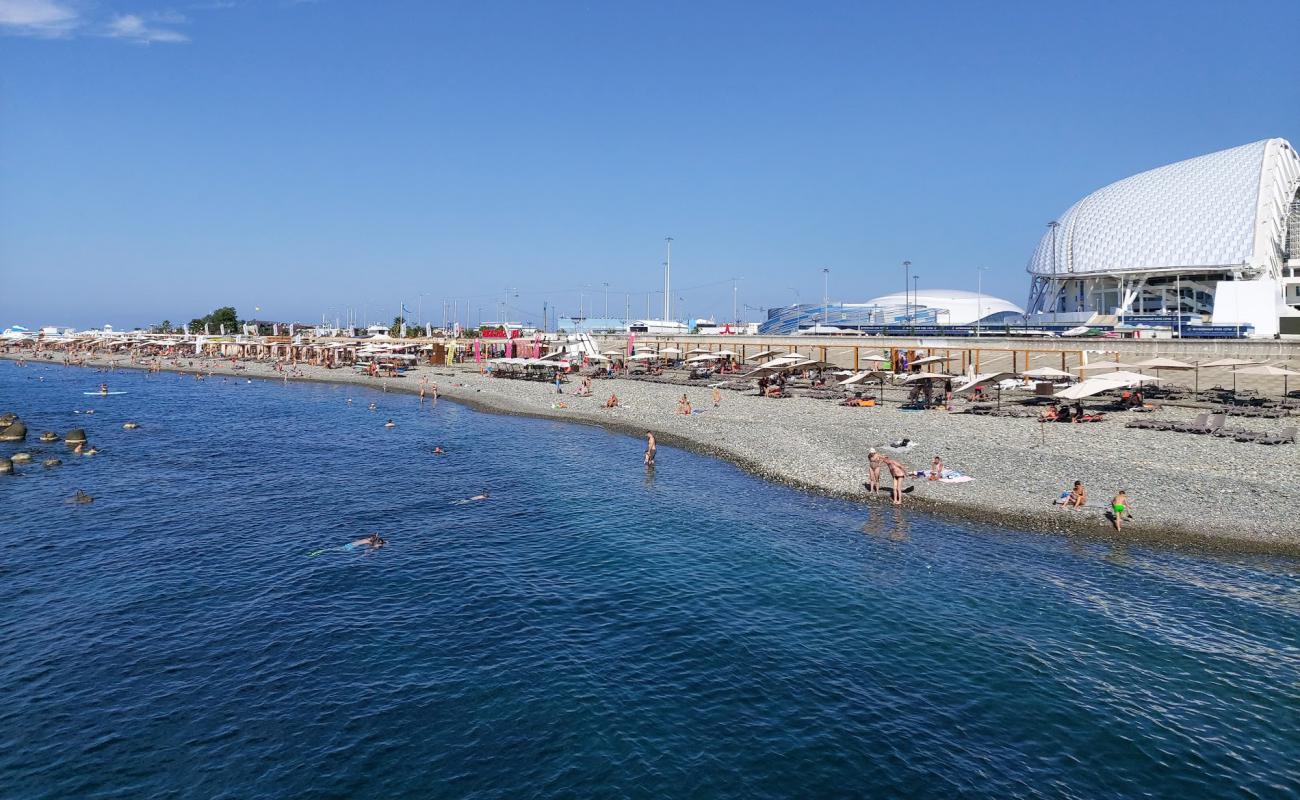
[0,420,27,442]
[43,458,62,468]
[64,428,87,443]
[39,431,59,442]
[0,412,15,426]
[71,490,94,504]
[11,452,32,462]
[0,458,12,474]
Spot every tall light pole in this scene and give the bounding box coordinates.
[603,282,609,318]
[731,277,741,325]
[663,237,673,321]
[1047,220,1060,323]
[912,275,920,325]
[976,266,990,338]
[902,261,912,322]
[822,268,830,326]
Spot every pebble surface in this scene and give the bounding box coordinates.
[9,352,1299,553]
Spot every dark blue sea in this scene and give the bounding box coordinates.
[2,363,1299,799]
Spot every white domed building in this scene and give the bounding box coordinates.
[864,289,1023,326]
[1026,138,1300,337]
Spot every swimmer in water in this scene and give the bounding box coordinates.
[644,432,656,467]
[468,491,489,502]
[384,419,396,428]
[368,402,377,412]
[433,446,445,455]
[352,533,386,548]
[99,382,108,395]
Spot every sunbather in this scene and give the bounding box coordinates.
[1058,480,1086,510]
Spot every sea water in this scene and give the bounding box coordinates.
[2,364,1298,799]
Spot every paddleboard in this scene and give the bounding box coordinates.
[83,391,129,396]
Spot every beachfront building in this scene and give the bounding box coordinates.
[758,290,1022,335]
[1026,138,1300,337]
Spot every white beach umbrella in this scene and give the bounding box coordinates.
[955,371,1019,408]
[900,371,953,382]
[659,347,682,355]
[910,355,952,368]
[746,349,781,362]
[714,349,738,357]
[1054,376,1129,400]
[687,347,711,355]
[1132,357,1194,370]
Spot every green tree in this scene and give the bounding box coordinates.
[154,320,173,333]
[390,316,405,337]
[189,306,241,334]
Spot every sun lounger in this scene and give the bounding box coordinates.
[1256,426,1297,445]
[1171,413,1209,433]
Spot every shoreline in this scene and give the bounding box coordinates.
[7,352,1300,559]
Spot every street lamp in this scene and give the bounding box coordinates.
[975,266,990,338]
[912,276,920,327]
[822,268,830,326]
[902,261,912,322]
[603,282,609,318]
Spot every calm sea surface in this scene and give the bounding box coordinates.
[2,364,1299,799]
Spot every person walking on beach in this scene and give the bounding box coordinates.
[1110,490,1131,531]
[644,432,656,467]
[712,386,721,408]
[884,456,908,505]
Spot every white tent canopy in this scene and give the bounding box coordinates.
[1078,360,1133,370]
[953,372,1018,394]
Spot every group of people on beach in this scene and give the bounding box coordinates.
[1057,481,1133,530]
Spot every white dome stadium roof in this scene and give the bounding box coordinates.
[865,290,1023,325]
[1027,138,1300,278]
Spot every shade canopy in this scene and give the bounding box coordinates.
[1231,364,1300,377]
[659,347,682,355]
[1022,366,1075,379]
[900,371,954,382]
[910,355,952,367]
[714,349,738,357]
[1199,358,1259,368]
[859,354,890,363]
[687,348,712,354]
[746,350,781,361]
[1054,376,1129,400]
[953,372,1018,393]
[1078,360,1133,370]
[839,370,890,386]
[1132,357,1195,369]
[1101,371,1165,384]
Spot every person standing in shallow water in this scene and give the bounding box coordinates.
[644,432,656,467]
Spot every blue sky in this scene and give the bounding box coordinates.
[2,0,1297,329]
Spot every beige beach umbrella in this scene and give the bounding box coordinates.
[1021,366,1075,380]
[660,347,682,355]
[687,347,711,355]
[1199,357,1261,397]
[1100,371,1165,385]
[1132,357,1194,369]
[955,371,1019,409]
[1078,359,1133,371]
[1231,364,1300,399]
[746,349,781,362]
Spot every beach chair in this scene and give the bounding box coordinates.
[1171,413,1208,433]
[1193,413,1226,435]
[1256,427,1297,445]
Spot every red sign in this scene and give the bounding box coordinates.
[479,327,521,339]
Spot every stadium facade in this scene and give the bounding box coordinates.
[758,290,1022,335]
[1026,138,1300,337]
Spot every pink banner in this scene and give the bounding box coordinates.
[505,338,514,358]
[473,340,481,363]
[627,333,635,356]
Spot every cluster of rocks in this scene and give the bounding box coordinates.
[0,411,102,475]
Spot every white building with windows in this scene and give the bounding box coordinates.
[1026,138,1300,336]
